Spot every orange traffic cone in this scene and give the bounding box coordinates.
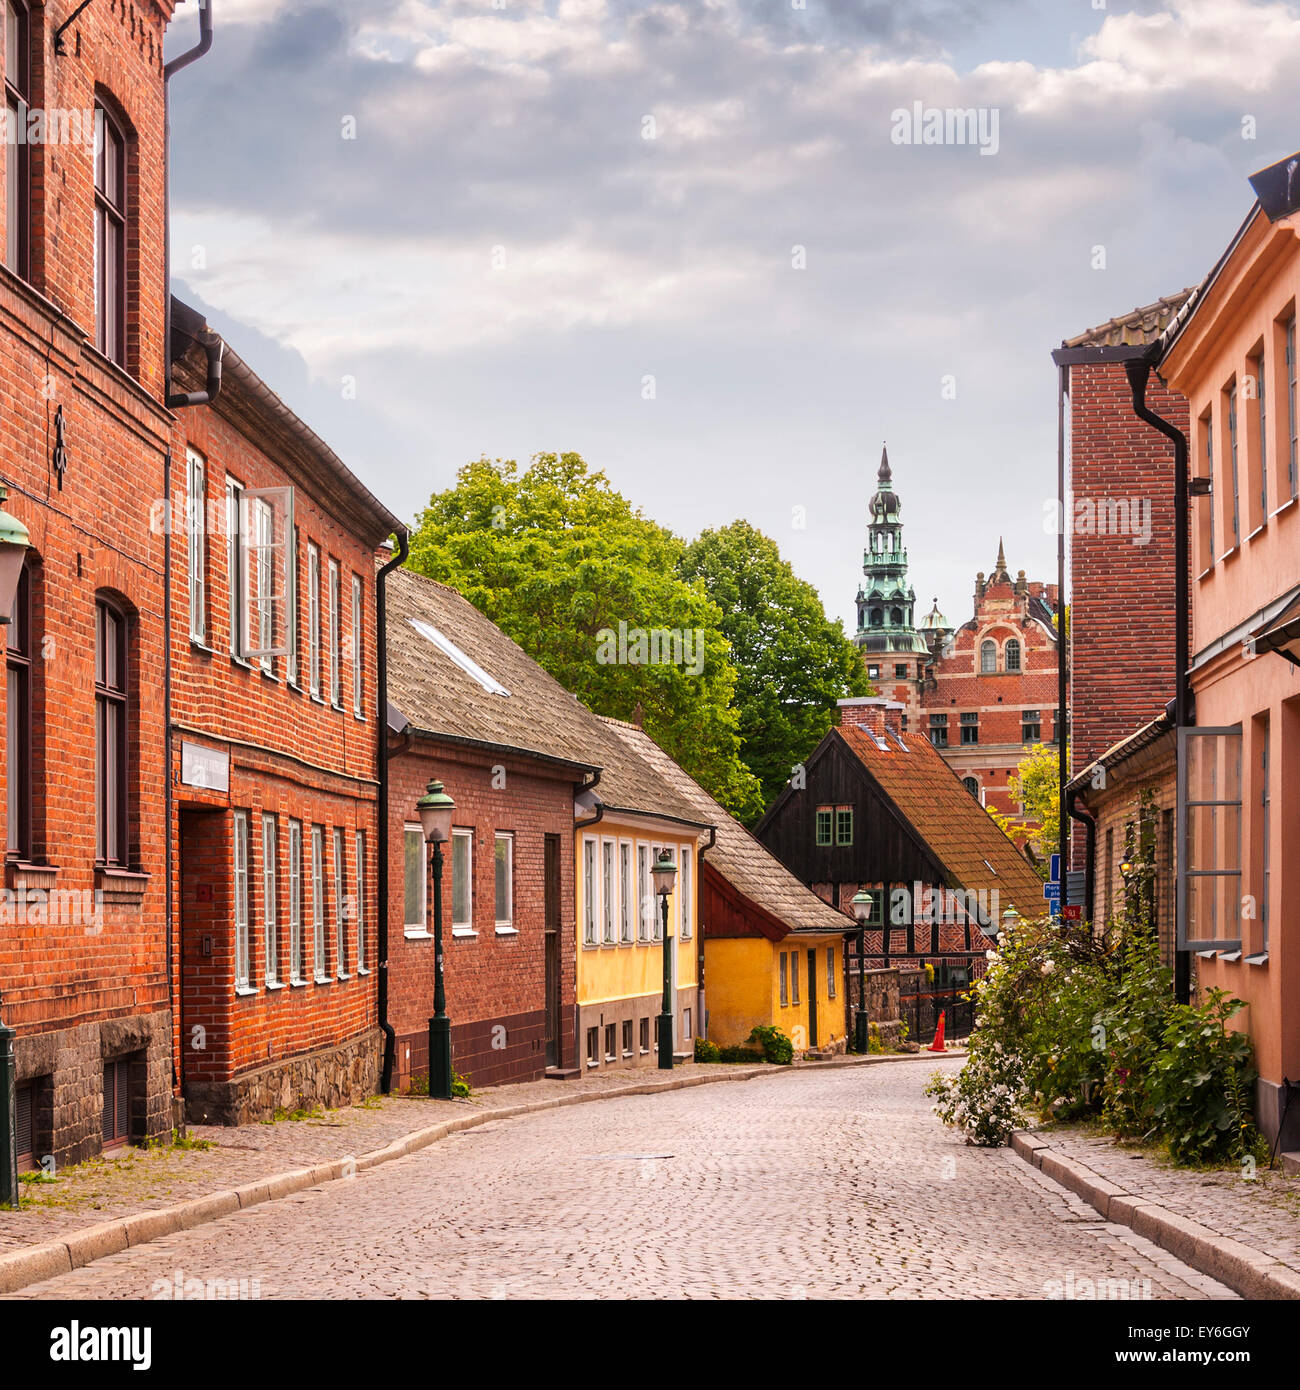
[927,1011,946,1052]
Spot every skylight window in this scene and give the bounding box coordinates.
[888,728,910,752]
[410,619,510,696]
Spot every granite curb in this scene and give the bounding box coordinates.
[0,1046,962,1296]
[1011,1130,1300,1300]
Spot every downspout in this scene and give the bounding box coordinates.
[161,0,214,1119]
[1124,357,1192,1004]
[1057,363,1069,883]
[1064,787,1097,926]
[376,530,410,1094]
[571,773,603,1069]
[694,826,716,1043]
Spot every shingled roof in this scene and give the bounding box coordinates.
[600,718,849,937]
[835,725,1045,918]
[1061,288,1197,351]
[386,567,709,829]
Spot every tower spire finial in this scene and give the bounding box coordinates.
[878,442,891,483]
[995,536,1007,574]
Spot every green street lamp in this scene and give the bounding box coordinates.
[850,890,874,1054]
[417,778,456,1101]
[652,850,678,1070]
[0,485,31,625]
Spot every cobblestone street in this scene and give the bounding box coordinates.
[12,1060,1236,1300]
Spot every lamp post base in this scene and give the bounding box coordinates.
[854,1009,872,1055]
[656,1012,674,1070]
[428,1014,453,1100]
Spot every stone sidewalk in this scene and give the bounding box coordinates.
[0,1049,961,1292]
[1014,1124,1300,1299]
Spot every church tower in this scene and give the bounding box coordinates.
[853,445,930,722]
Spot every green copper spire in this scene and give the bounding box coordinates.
[854,443,929,659]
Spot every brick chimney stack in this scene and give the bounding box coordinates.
[837,697,906,737]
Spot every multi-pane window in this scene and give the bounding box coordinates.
[680,846,692,940]
[186,450,206,642]
[779,952,788,1006]
[980,640,996,674]
[1004,638,1021,673]
[355,831,366,971]
[351,574,363,717]
[262,815,278,986]
[1261,726,1271,950]
[1288,317,1298,500]
[601,838,616,944]
[5,1,30,279]
[311,826,326,981]
[1022,709,1041,743]
[791,951,800,1005]
[637,843,651,941]
[307,542,321,697]
[403,824,426,935]
[1255,349,1267,516]
[288,820,303,982]
[226,479,243,656]
[1228,382,1240,545]
[333,826,347,975]
[929,713,948,748]
[963,776,979,798]
[835,807,853,846]
[827,946,836,1000]
[6,560,32,859]
[894,663,907,679]
[287,526,300,686]
[494,832,513,929]
[815,807,833,846]
[1202,409,1216,563]
[94,598,128,866]
[328,559,340,706]
[451,827,473,931]
[582,837,598,945]
[652,846,669,939]
[233,812,250,989]
[960,711,979,745]
[253,497,274,673]
[94,103,126,364]
[619,841,633,943]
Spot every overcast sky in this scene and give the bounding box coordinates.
[164,0,1297,634]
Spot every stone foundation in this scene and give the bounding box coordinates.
[13,1011,172,1169]
[184,1027,381,1126]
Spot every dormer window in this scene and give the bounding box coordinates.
[94,102,126,365]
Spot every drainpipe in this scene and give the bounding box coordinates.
[1124,357,1192,1004]
[160,0,214,1121]
[376,530,410,1094]
[1057,363,1069,882]
[1064,787,1097,926]
[694,826,716,1042]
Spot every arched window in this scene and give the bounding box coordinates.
[870,608,883,628]
[6,558,33,858]
[890,607,903,625]
[963,777,979,798]
[95,596,129,865]
[94,101,127,364]
[1005,638,1021,672]
[980,639,997,674]
[5,1,31,279]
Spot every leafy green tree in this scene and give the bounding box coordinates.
[407,453,763,818]
[988,741,1061,872]
[679,520,872,817]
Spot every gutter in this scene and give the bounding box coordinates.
[376,531,410,1094]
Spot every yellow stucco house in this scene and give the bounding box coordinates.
[573,718,713,1069]
[603,718,854,1055]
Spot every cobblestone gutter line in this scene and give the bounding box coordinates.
[0,1049,958,1296]
[1012,1131,1300,1301]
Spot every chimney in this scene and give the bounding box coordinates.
[837,697,906,738]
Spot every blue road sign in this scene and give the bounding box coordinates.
[1043,881,1061,901]
[1049,854,1061,883]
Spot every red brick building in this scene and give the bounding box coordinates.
[1,0,182,1166]
[919,541,1061,833]
[384,567,599,1090]
[168,301,403,1124]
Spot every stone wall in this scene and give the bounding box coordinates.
[184,1026,381,1127]
[14,1011,172,1169]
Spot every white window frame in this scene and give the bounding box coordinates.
[403,823,429,938]
[601,837,617,945]
[186,448,206,644]
[262,814,279,987]
[288,820,303,983]
[680,845,692,941]
[233,811,251,991]
[494,832,514,933]
[307,542,321,698]
[637,842,652,942]
[779,952,788,1007]
[253,496,274,673]
[351,573,364,718]
[582,835,598,946]
[827,945,836,1000]
[619,840,633,944]
[227,478,244,657]
[650,844,666,941]
[311,825,327,982]
[287,525,301,687]
[334,826,348,977]
[328,558,341,707]
[355,830,367,972]
[452,827,475,936]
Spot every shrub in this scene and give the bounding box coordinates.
[694,1037,721,1063]
[747,1025,794,1065]
[717,1045,763,1063]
